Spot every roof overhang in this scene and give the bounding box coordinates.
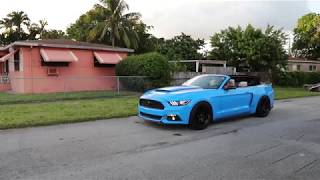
[288,60,320,64]
[0,49,19,62]
[11,41,134,53]
[169,60,227,65]
[0,41,134,53]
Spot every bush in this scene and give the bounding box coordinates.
[116,52,171,91]
[274,71,320,87]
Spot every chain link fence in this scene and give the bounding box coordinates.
[0,76,151,104]
[0,75,10,84]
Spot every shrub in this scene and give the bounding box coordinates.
[116,52,171,91]
[274,71,320,87]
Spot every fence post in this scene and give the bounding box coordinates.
[117,76,120,94]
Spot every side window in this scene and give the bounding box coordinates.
[309,65,317,72]
[292,64,297,71]
[14,50,20,72]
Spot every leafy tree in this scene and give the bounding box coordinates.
[0,11,30,34]
[67,0,144,49]
[28,20,48,40]
[134,24,162,54]
[0,11,66,45]
[41,30,67,39]
[67,4,109,42]
[7,11,30,33]
[0,17,13,31]
[0,11,30,43]
[97,0,141,48]
[292,13,320,59]
[209,24,288,72]
[116,52,171,89]
[157,33,205,60]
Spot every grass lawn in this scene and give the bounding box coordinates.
[0,91,139,105]
[0,87,319,130]
[0,97,138,129]
[274,87,320,100]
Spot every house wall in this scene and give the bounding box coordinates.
[288,62,320,72]
[0,84,11,91]
[10,47,127,94]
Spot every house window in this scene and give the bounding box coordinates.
[94,56,115,67]
[309,65,317,72]
[14,50,20,71]
[40,56,69,67]
[297,65,301,71]
[292,64,297,71]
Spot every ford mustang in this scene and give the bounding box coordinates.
[138,74,274,130]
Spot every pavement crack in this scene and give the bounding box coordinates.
[294,159,318,174]
[296,133,305,141]
[271,151,300,164]
[245,144,282,158]
[220,129,239,135]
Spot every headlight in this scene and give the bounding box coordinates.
[168,100,191,106]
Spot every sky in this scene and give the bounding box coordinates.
[1,0,320,40]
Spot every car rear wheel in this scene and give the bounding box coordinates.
[255,96,271,117]
[189,102,212,130]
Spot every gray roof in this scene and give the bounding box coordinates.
[0,39,134,53]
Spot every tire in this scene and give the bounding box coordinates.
[255,96,271,117]
[189,102,212,130]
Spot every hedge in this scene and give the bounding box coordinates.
[116,52,171,91]
[274,71,320,87]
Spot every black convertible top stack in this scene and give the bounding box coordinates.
[229,75,261,86]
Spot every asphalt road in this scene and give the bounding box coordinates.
[1,97,320,180]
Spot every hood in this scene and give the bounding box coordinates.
[141,86,208,101]
[155,86,201,92]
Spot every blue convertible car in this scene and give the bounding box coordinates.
[138,74,274,130]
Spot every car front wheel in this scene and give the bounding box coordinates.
[189,102,212,130]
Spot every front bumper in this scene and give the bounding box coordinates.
[138,104,192,125]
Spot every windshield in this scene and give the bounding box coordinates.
[182,75,226,89]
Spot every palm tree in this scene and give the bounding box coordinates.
[97,0,141,48]
[28,20,48,40]
[7,11,30,33]
[0,17,13,31]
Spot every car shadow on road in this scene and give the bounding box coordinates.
[136,114,255,132]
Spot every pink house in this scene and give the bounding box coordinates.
[0,39,133,93]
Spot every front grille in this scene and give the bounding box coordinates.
[140,112,162,120]
[139,99,164,110]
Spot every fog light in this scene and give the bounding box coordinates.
[167,114,181,121]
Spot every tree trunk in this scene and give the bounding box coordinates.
[112,37,115,47]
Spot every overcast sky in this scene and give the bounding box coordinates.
[1,0,320,40]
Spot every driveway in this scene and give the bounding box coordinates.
[1,97,320,180]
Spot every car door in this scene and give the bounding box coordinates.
[217,86,253,118]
